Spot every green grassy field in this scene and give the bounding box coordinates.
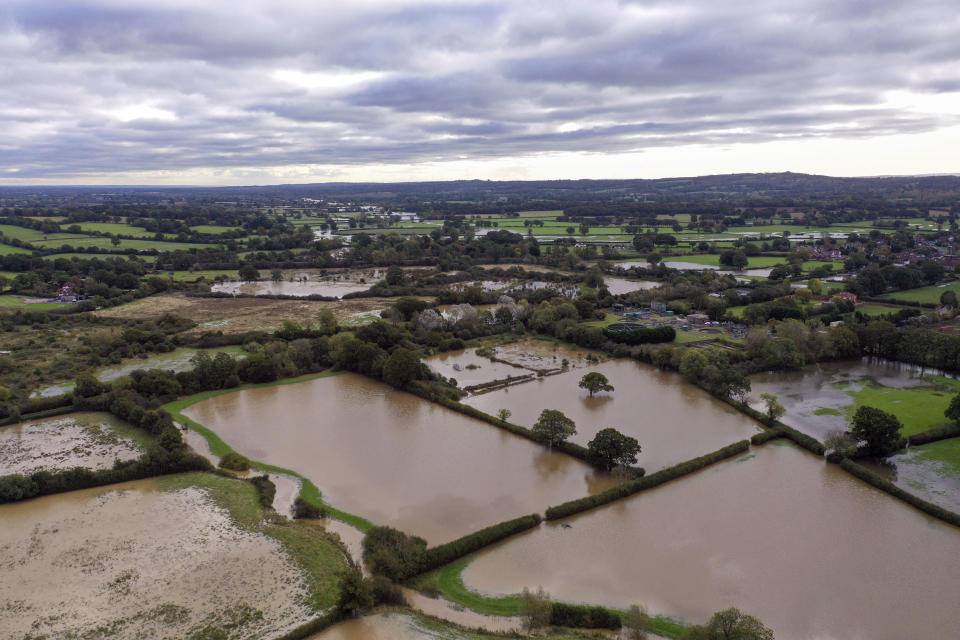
[0,243,32,255]
[34,236,215,251]
[73,222,157,237]
[845,377,960,437]
[0,224,51,242]
[161,269,238,281]
[856,303,919,317]
[879,281,960,304]
[0,295,63,310]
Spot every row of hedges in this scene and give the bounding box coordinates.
[462,374,533,393]
[418,513,542,576]
[750,427,785,445]
[735,402,826,455]
[839,459,960,528]
[410,388,599,468]
[0,393,73,420]
[908,424,960,446]
[602,325,676,345]
[545,440,750,520]
[0,451,212,504]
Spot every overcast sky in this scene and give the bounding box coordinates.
[1,0,959,185]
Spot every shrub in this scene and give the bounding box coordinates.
[551,603,621,630]
[249,475,276,509]
[219,452,251,471]
[908,423,960,446]
[602,325,675,345]
[292,496,325,519]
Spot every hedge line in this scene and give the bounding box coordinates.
[839,459,960,528]
[734,403,825,455]
[418,513,542,576]
[190,291,340,302]
[908,424,960,446]
[545,440,750,520]
[551,602,621,630]
[602,325,676,345]
[0,452,212,504]
[0,404,75,427]
[751,427,785,445]
[0,393,73,420]
[412,389,601,468]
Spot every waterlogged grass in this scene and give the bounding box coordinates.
[912,438,960,476]
[156,472,350,611]
[163,371,375,532]
[409,555,689,639]
[845,378,960,437]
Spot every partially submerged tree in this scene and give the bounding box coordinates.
[587,428,640,471]
[687,608,774,640]
[532,409,577,449]
[579,371,615,397]
[519,586,552,632]
[850,405,904,458]
[759,393,786,424]
[623,604,653,640]
[497,408,512,422]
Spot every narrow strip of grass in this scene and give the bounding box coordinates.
[163,370,374,532]
[409,555,688,638]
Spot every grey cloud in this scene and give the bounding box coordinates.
[0,0,958,180]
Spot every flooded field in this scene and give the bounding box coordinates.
[749,358,954,439]
[462,444,960,640]
[309,613,455,640]
[211,267,429,299]
[0,412,143,475]
[465,359,760,471]
[0,478,315,640]
[183,373,619,543]
[35,346,244,397]
[425,339,602,388]
[864,438,960,513]
[603,277,659,295]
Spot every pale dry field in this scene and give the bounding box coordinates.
[0,480,314,640]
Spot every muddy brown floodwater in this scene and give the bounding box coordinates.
[603,277,660,295]
[308,613,450,640]
[183,373,620,544]
[461,443,960,640]
[465,359,760,472]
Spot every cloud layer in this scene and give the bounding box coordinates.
[1,0,959,182]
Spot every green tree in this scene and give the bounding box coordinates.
[270,268,283,282]
[940,289,958,308]
[519,586,552,632]
[623,604,653,640]
[850,406,903,457]
[679,349,708,382]
[587,428,640,471]
[74,372,108,398]
[238,265,260,282]
[497,408,512,422]
[385,265,405,286]
[579,371,614,397]
[731,250,749,270]
[946,393,960,423]
[687,608,774,640]
[532,409,577,449]
[807,278,823,296]
[759,393,785,423]
[381,348,424,389]
[338,565,374,615]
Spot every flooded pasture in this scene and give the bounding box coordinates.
[863,438,960,513]
[0,412,143,475]
[461,444,960,640]
[183,373,620,543]
[749,358,951,440]
[465,359,760,471]
[424,349,529,387]
[0,478,314,640]
[603,277,659,295]
[309,613,459,640]
[211,267,428,299]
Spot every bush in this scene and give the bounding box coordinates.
[292,496,325,519]
[908,423,960,446]
[546,441,750,520]
[249,475,276,509]
[219,452,251,471]
[419,513,542,574]
[602,325,675,345]
[750,428,785,445]
[551,603,621,630]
